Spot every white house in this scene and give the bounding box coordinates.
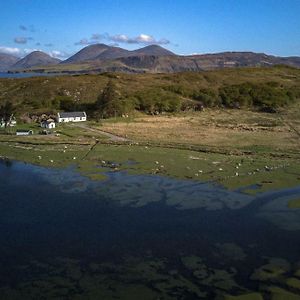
[40,118,56,129]
[57,112,87,123]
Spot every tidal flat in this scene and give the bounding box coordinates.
[1,140,300,195]
[0,159,300,299]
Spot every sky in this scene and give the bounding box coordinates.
[0,0,300,59]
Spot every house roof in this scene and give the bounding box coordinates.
[58,112,86,118]
[16,129,33,133]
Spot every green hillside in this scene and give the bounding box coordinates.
[1,66,300,116]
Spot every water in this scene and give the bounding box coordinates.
[1,160,300,299]
[0,72,65,79]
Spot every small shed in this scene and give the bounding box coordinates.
[16,130,33,136]
[0,118,17,127]
[40,118,56,129]
[10,119,17,126]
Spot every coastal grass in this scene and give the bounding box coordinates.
[288,198,300,209]
[2,137,299,195]
[1,105,300,194]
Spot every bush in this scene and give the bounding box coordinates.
[219,82,295,109]
[135,89,181,114]
[193,88,219,107]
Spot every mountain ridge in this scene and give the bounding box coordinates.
[61,44,175,64]
[4,44,300,73]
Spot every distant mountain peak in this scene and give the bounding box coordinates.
[62,43,112,64]
[10,51,60,70]
[25,50,51,57]
[132,44,175,56]
[0,53,19,72]
[141,44,169,49]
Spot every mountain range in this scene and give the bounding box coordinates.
[2,44,300,73]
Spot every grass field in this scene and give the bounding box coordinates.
[1,105,300,195]
[99,105,300,155]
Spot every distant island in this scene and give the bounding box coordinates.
[1,44,300,74]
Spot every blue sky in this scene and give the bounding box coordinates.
[1,0,299,59]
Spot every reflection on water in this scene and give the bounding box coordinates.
[0,160,300,299]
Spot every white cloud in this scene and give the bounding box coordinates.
[0,45,70,60]
[19,25,35,32]
[14,37,28,44]
[110,34,130,43]
[91,33,105,41]
[109,33,170,45]
[75,33,170,46]
[14,37,34,44]
[23,48,40,54]
[74,38,96,46]
[0,46,40,57]
[0,46,21,56]
[136,34,155,43]
[48,50,70,59]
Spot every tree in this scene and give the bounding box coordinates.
[0,101,16,128]
[95,80,121,118]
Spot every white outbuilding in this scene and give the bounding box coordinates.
[40,118,56,129]
[57,112,87,123]
[16,129,33,136]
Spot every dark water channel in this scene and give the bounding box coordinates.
[1,160,300,299]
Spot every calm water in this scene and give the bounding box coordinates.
[0,72,65,79]
[1,160,300,299]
